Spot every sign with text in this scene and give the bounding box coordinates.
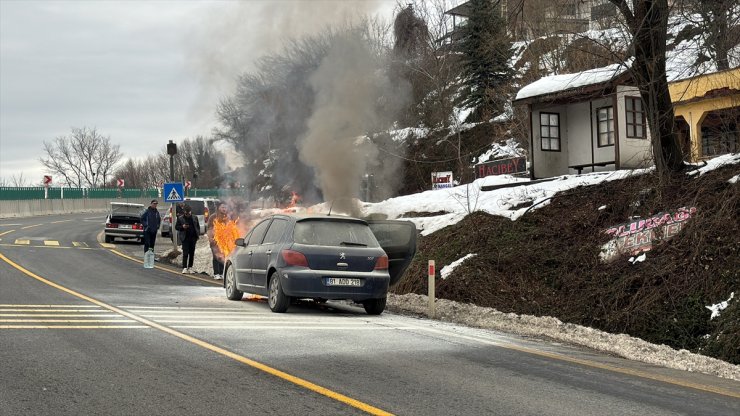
[599,207,697,262]
[475,157,526,179]
[431,171,454,190]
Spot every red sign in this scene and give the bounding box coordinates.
[185,180,191,189]
[475,157,526,179]
[117,178,125,187]
[42,175,52,185]
[428,262,435,276]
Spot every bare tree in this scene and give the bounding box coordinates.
[39,127,123,187]
[608,0,684,173]
[679,0,740,70]
[1,172,30,187]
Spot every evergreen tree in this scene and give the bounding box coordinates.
[457,0,514,121]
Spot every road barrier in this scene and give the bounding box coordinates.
[0,198,153,218]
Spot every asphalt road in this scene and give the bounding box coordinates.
[1,213,738,415]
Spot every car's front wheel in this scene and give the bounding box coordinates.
[104,235,113,244]
[362,298,386,315]
[268,273,290,313]
[225,265,243,301]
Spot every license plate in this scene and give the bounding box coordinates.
[119,224,132,229]
[326,278,361,287]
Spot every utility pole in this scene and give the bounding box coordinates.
[167,140,178,252]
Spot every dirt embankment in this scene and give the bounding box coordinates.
[392,164,739,364]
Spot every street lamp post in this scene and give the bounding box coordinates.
[167,140,178,252]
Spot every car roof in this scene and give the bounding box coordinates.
[269,213,368,225]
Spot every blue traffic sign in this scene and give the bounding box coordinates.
[163,182,184,202]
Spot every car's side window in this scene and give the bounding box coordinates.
[247,219,271,246]
[262,219,287,244]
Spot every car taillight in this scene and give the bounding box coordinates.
[281,249,308,267]
[133,223,143,230]
[374,255,389,270]
[106,223,118,229]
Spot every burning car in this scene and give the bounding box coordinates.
[223,213,417,315]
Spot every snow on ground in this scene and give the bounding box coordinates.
[164,154,740,380]
[363,168,651,235]
[440,254,477,280]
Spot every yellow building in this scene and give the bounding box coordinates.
[670,68,740,162]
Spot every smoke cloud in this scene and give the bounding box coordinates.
[187,1,409,212]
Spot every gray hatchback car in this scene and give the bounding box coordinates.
[224,214,417,315]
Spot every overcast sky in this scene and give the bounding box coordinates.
[0,0,397,186]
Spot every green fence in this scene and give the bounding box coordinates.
[0,187,247,200]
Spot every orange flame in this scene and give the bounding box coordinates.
[213,218,240,260]
[282,191,302,213]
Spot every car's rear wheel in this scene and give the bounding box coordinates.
[362,298,386,315]
[268,273,290,313]
[225,265,243,301]
[104,235,113,243]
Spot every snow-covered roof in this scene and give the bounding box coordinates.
[515,63,629,101]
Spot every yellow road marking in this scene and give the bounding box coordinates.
[14,239,29,245]
[21,224,42,229]
[73,242,88,247]
[108,249,221,285]
[0,251,395,416]
[100,243,116,249]
[0,230,15,237]
[44,240,60,246]
[51,220,72,224]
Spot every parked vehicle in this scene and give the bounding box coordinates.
[223,214,417,315]
[104,202,145,244]
[182,198,210,235]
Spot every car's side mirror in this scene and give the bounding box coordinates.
[235,238,245,247]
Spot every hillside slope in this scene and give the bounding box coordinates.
[388,161,739,365]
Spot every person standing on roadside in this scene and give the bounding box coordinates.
[207,201,239,280]
[141,199,161,253]
[175,205,200,274]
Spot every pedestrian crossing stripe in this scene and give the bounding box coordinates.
[73,242,89,247]
[167,187,182,201]
[14,239,29,245]
[44,241,60,246]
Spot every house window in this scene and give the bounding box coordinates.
[539,112,560,151]
[700,111,739,157]
[625,97,646,138]
[597,106,615,147]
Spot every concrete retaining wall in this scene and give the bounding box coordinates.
[0,198,154,218]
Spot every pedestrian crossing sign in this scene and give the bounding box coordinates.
[163,182,185,202]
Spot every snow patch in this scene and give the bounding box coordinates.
[440,254,477,280]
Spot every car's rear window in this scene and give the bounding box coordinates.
[184,200,206,215]
[111,205,143,216]
[293,220,380,247]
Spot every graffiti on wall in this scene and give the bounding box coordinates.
[599,207,697,262]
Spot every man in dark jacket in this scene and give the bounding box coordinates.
[175,205,200,274]
[141,199,161,253]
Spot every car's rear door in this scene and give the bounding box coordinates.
[367,220,418,286]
